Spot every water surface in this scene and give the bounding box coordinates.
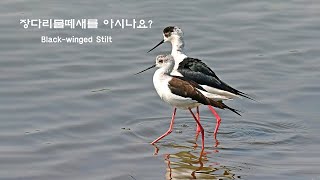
[0,0,320,179]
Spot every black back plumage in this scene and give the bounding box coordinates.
[178,57,253,100]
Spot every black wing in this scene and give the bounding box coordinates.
[178,57,253,100]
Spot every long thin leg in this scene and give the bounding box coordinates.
[194,107,200,147]
[151,108,177,144]
[196,106,201,133]
[208,105,221,138]
[189,108,205,151]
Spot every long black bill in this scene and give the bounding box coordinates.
[147,40,164,53]
[134,64,156,75]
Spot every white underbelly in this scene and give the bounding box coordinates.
[163,96,201,109]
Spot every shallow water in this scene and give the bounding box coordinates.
[0,0,320,179]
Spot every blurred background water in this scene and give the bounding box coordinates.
[0,0,319,179]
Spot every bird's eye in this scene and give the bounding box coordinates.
[159,60,163,63]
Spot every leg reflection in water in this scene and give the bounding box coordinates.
[163,151,239,179]
[151,137,241,179]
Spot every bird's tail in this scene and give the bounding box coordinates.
[208,99,241,116]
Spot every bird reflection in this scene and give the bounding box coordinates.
[164,151,205,179]
[163,151,238,179]
[152,137,239,179]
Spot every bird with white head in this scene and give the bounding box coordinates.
[136,54,241,150]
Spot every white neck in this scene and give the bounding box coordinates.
[170,36,185,56]
[153,62,175,99]
[161,61,175,75]
[169,36,187,74]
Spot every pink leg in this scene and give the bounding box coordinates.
[208,106,221,138]
[151,108,177,144]
[189,108,205,150]
[196,107,201,133]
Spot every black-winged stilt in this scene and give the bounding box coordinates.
[136,54,240,150]
[147,26,252,137]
